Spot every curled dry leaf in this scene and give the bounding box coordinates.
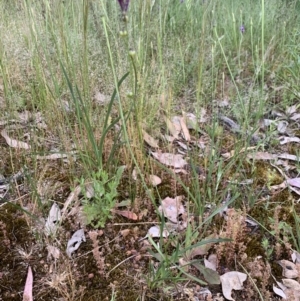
[205,254,218,271]
[45,203,61,236]
[142,129,159,148]
[23,266,33,301]
[159,196,185,223]
[278,260,299,278]
[149,175,162,186]
[220,271,247,301]
[151,152,187,169]
[1,129,31,150]
[112,209,138,221]
[66,229,86,258]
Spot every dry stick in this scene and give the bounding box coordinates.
[112,222,160,226]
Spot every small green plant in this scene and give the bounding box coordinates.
[81,166,124,228]
[261,237,274,260]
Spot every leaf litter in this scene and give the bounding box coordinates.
[4,103,300,301]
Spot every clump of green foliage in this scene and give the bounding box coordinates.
[81,166,125,228]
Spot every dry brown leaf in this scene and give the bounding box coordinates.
[149,175,162,186]
[112,209,138,221]
[142,129,159,148]
[220,271,247,301]
[164,115,180,139]
[147,225,169,238]
[277,120,289,133]
[287,178,300,189]
[278,153,299,161]
[23,266,33,301]
[120,229,131,237]
[205,254,218,271]
[286,105,298,115]
[151,152,187,168]
[273,284,287,299]
[291,113,300,121]
[36,152,76,160]
[282,278,300,291]
[179,257,189,272]
[1,129,31,150]
[278,260,299,278]
[246,151,276,160]
[279,136,300,145]
[158,196,185,223]
[61,185,82,218]
[180,117,190,142]
[292,250,300,264]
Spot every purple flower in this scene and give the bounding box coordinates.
[117,0,130,13]
[240,25,245,34]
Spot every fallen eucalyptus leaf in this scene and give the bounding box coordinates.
[220,271,247,301]
[142,130,159,148]
[112,209,138,220]
[179,117,190,142]
[286,178,300,189]
[292,250,300,264]
[158,196,185,223]
[205,254,217,271]
[66,229,86,257]
[164,116,180,139]
[1,129,31,150]
[277,120,288,134]
[278,260,299,278]
[273,285,287,299]
[282,278,300,291]
[149,175,162,186]
[151,152,187,169]
[279,137,300,145]
[147,225,169,238]
[23,266,33,301]
[45,203,61,236]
